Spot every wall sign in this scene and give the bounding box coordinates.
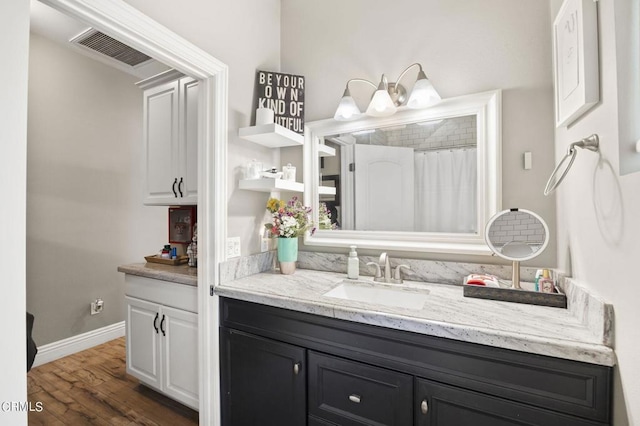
[552,0,599,128]
[255,70,305,134]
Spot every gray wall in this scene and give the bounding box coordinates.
[123,0,283,257]
[280,0,557,267]
[27,33,166,345]
[550,0,638,423]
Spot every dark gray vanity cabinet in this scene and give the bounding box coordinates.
[219,327,306,426]
[220,297,612,426]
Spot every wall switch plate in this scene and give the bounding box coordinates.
[227,237,241,258]
[524,151,532,170]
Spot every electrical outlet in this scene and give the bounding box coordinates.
[226,237,241,258]
[260,236,270,252]
[90,298,104,315]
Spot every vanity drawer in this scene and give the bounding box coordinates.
[308,351,413,426]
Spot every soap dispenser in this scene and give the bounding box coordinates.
[347,246,359,279]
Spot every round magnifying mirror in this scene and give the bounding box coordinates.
[485,208,549,288]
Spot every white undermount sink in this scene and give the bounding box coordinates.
[323,281,430,310]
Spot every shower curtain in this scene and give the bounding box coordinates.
[415,148,477,233]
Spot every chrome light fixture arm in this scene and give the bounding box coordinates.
[393,63,423,92]
[344,78,378,92]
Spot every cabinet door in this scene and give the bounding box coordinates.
[125,296,162,389]
[143,79,180,205]
[415,378,606,426]
[220,328,306,426]
[177,77,198,203]
[161,305,199,410]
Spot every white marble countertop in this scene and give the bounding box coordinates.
[118,262,197,286]
[215,269,615,366]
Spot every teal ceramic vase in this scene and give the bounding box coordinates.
[277,237,298,274]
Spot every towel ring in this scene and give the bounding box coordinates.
[544,134,599,196]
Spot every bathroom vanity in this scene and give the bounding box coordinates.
[217,269,613,425]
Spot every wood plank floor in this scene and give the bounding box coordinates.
[27,337,199,425]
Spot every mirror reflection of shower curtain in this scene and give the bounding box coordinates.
[415,148,477,233]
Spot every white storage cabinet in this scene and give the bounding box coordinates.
[125,275,198,410]
[140,73,198,205]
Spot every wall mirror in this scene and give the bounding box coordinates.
[303,90,502,255]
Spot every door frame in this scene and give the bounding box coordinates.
[38,0,228,423]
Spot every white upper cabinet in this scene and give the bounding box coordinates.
[141,73,198,205]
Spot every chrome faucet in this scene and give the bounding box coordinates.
[379,252,391,283]
[366,252,411,284]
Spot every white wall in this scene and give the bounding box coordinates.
[122,0,283,256]
[0,0,29,423]
[550,0,639,423]
[27,33,166,345]
[280,0,557,266]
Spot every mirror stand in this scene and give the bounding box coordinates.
[512,260,521,289]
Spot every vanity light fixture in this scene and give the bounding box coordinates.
[333,63,440,121]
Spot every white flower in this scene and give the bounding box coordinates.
[281,216,298,237]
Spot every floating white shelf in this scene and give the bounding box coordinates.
[239,178,304,193]
[317,144,336,157]
[239,123,304,148]
[318,185,337,195]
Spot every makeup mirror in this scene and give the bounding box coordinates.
[485,208,549,288]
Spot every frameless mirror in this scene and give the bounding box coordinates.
[485,208,549,288]
[303,90,502,255]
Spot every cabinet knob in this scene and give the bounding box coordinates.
[293,362,301,375]
[420,399,429,415]
[348,394,361,404]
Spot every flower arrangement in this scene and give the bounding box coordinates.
[318,202,337,230]
[265,196,315,238]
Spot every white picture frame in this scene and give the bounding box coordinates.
[553,0,599,128]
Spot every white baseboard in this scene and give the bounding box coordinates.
[32,321,125,367]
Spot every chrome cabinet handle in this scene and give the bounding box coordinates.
[420,399,429,415]
[293,362,300,375]
[349,394,361,404]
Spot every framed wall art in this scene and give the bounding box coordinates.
[553,0,599,128]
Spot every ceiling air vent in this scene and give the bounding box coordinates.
[70,28,152,67]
